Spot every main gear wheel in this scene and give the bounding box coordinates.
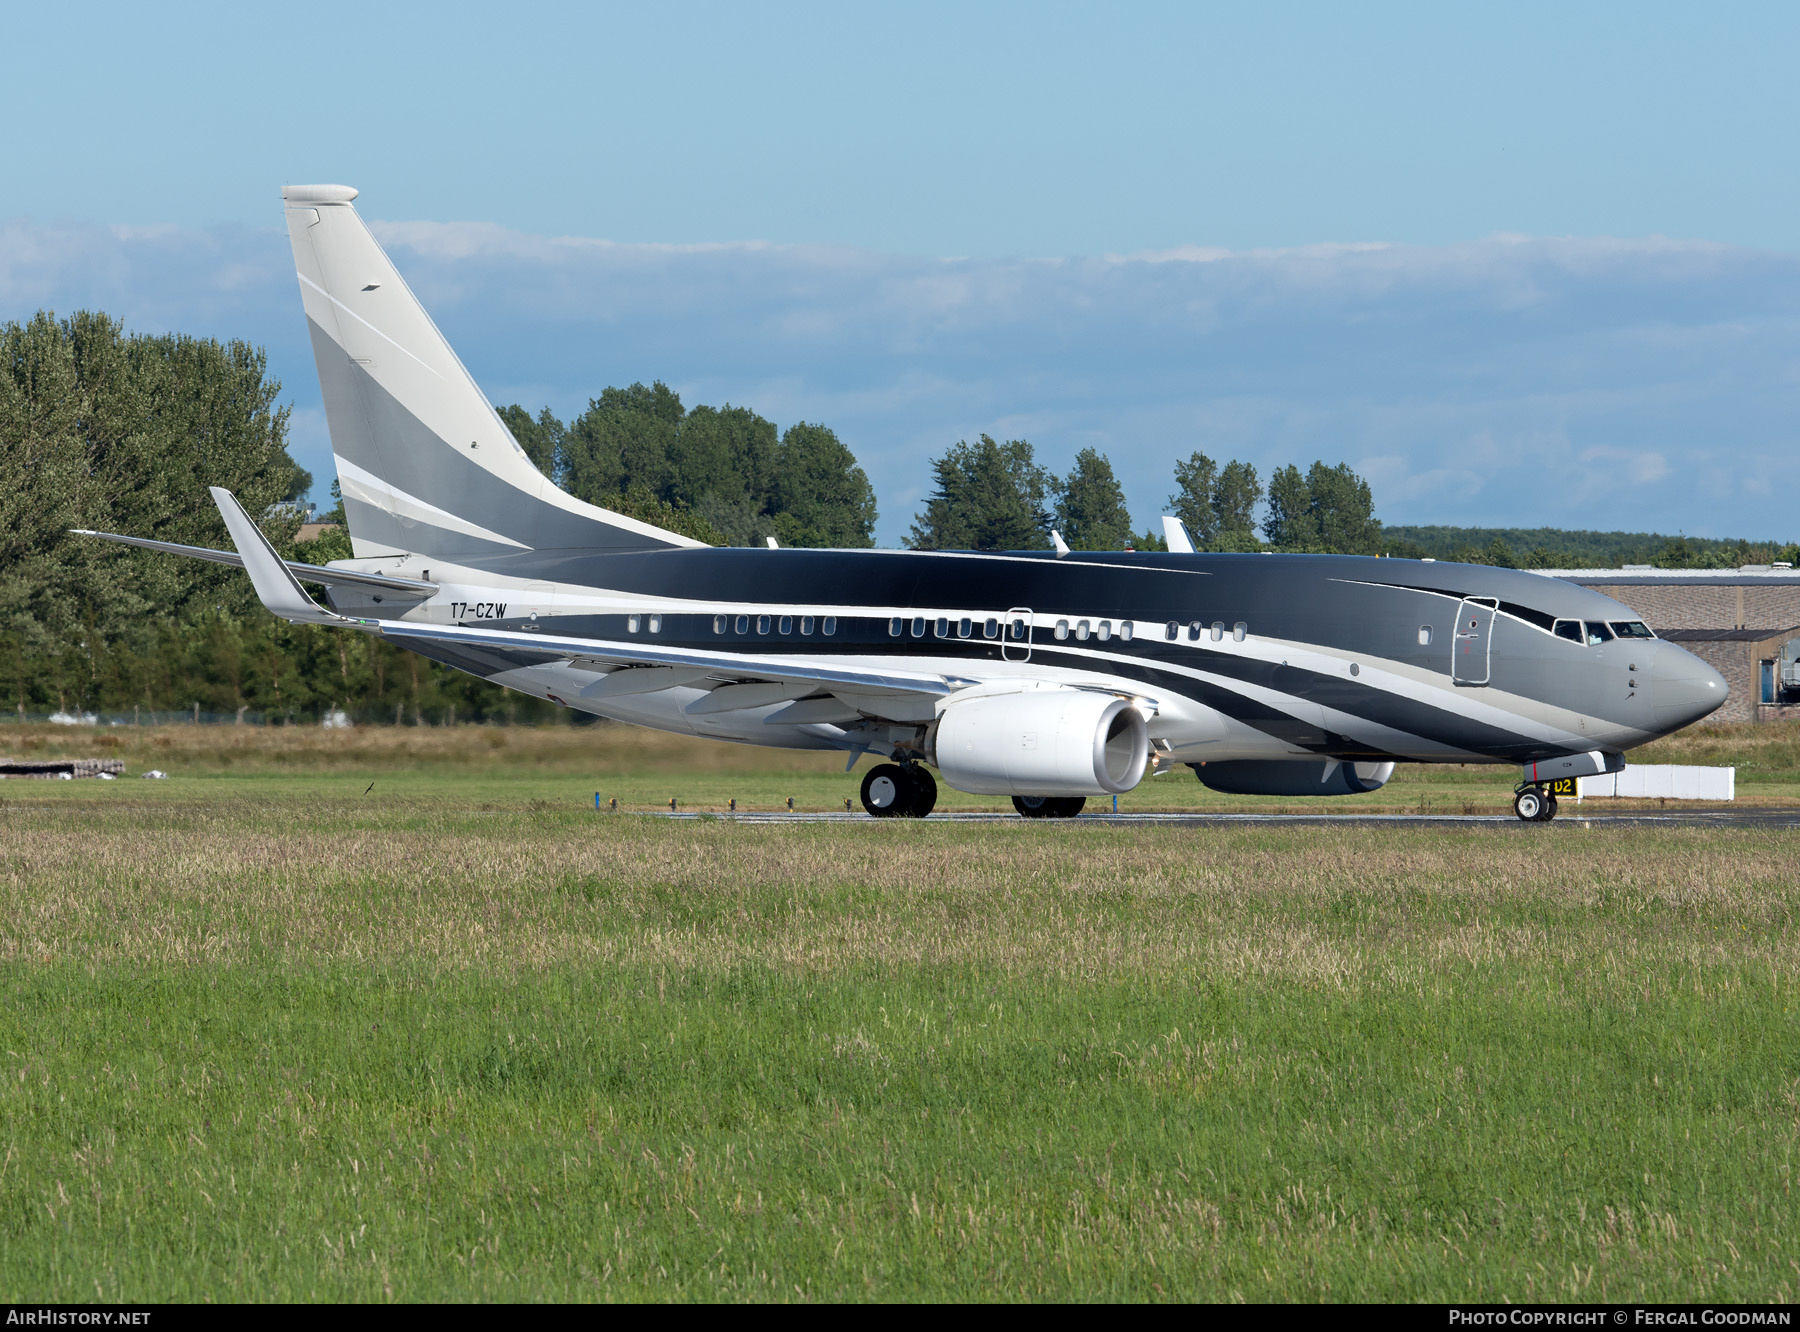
[1012,794,1087,819]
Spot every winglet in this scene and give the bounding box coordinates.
[1161,516,1196,554]
[209,487,344,624]
[1050,530,1071,557]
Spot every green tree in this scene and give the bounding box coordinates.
[496,404,564,480]
[679,404,779,544]
[552,387,871,547]
[1168,451,1219,544]
[1263,461,1380,554]
[1263,464,1312,548]
[908,435,1053,551]
[561,381,683,503]
[1657,535,1698,568]
[771,423,877,548]
[0,311,305,713]
[1055,448,1132,550]
[1213,460,1263,544]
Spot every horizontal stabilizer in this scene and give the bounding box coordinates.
[72,529,437,596]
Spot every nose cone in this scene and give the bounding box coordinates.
[1652,644,1729,729]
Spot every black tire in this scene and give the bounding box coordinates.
[1537,794,1558,822]
[902,766,938,818]
[861,764,913,818]
[1013,794,1086,819]
[1513,788,1543,822]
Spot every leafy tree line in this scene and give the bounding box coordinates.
[496,384,876,548]
[1382,525,1800,570]
[906,441,1385,556]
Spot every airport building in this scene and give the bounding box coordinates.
[1534,566,1800,723]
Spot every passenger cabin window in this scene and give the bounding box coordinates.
[627,614,641,633]
[1165,622,1179,641]
[735,615,749,634]
[714,615,727,635]
[801,616,815,635]
[1096,620,1111,641]
[1075,620,1090,641]
[1553,620,1583,644]
[889,617,903,636]
[1419,625,1434,646]
[935,617,950,638]
[822,617,837,635]
[959,617,972,638]
[1054,620,1070,640]
[1009,618,1027,640]
[1232,622,1247,642]
[1584,621,1613,646]
[779,615,792,634]
[1611,621,1656,639]
[757,615,771,634]
[1211,621,1224,642]
[648,614,662,633]
[911,617,926,638]
[1120,621,1134,642]
[1187,622,1202,641]
[984,617,1000,639]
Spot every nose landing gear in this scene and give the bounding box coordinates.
[1512,784,1558,822]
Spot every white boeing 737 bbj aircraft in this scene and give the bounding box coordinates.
[80,185,1728,821]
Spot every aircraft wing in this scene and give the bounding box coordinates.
[373,617,966,698]
[71,528,437,597]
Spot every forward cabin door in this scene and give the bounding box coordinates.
[1452,597,1498,686]
[1003,607,1033,662]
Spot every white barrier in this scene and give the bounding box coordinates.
[1578,765,1735,801]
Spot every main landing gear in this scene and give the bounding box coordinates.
[1513,785,1558,822]
[860,763,938,818]
[1012,794,1087,819]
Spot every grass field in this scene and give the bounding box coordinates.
[2,722,1798,1300]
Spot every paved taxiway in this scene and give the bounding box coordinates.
[653,809,1800,829]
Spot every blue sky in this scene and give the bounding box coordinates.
[5,2,1799,543]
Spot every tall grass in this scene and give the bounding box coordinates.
[1,782,1797,1300]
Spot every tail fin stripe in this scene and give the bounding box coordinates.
[297,273,445,381]
[335,457,529,550]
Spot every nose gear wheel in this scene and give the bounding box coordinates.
[1513,786,1557,822]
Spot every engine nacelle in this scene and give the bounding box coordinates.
[1193,759,1395,797]
[933,689,1149,797]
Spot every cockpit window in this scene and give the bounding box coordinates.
[1583,621,1613,645]
[1610,621,1656,639]
[1553,619,1584,644]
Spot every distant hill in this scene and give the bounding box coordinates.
[1380,526,1796,569]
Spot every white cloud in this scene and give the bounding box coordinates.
[6,216,1800,543]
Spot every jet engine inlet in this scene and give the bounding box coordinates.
[934,690,1150,796]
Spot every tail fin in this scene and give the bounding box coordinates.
[282,184,704,560]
